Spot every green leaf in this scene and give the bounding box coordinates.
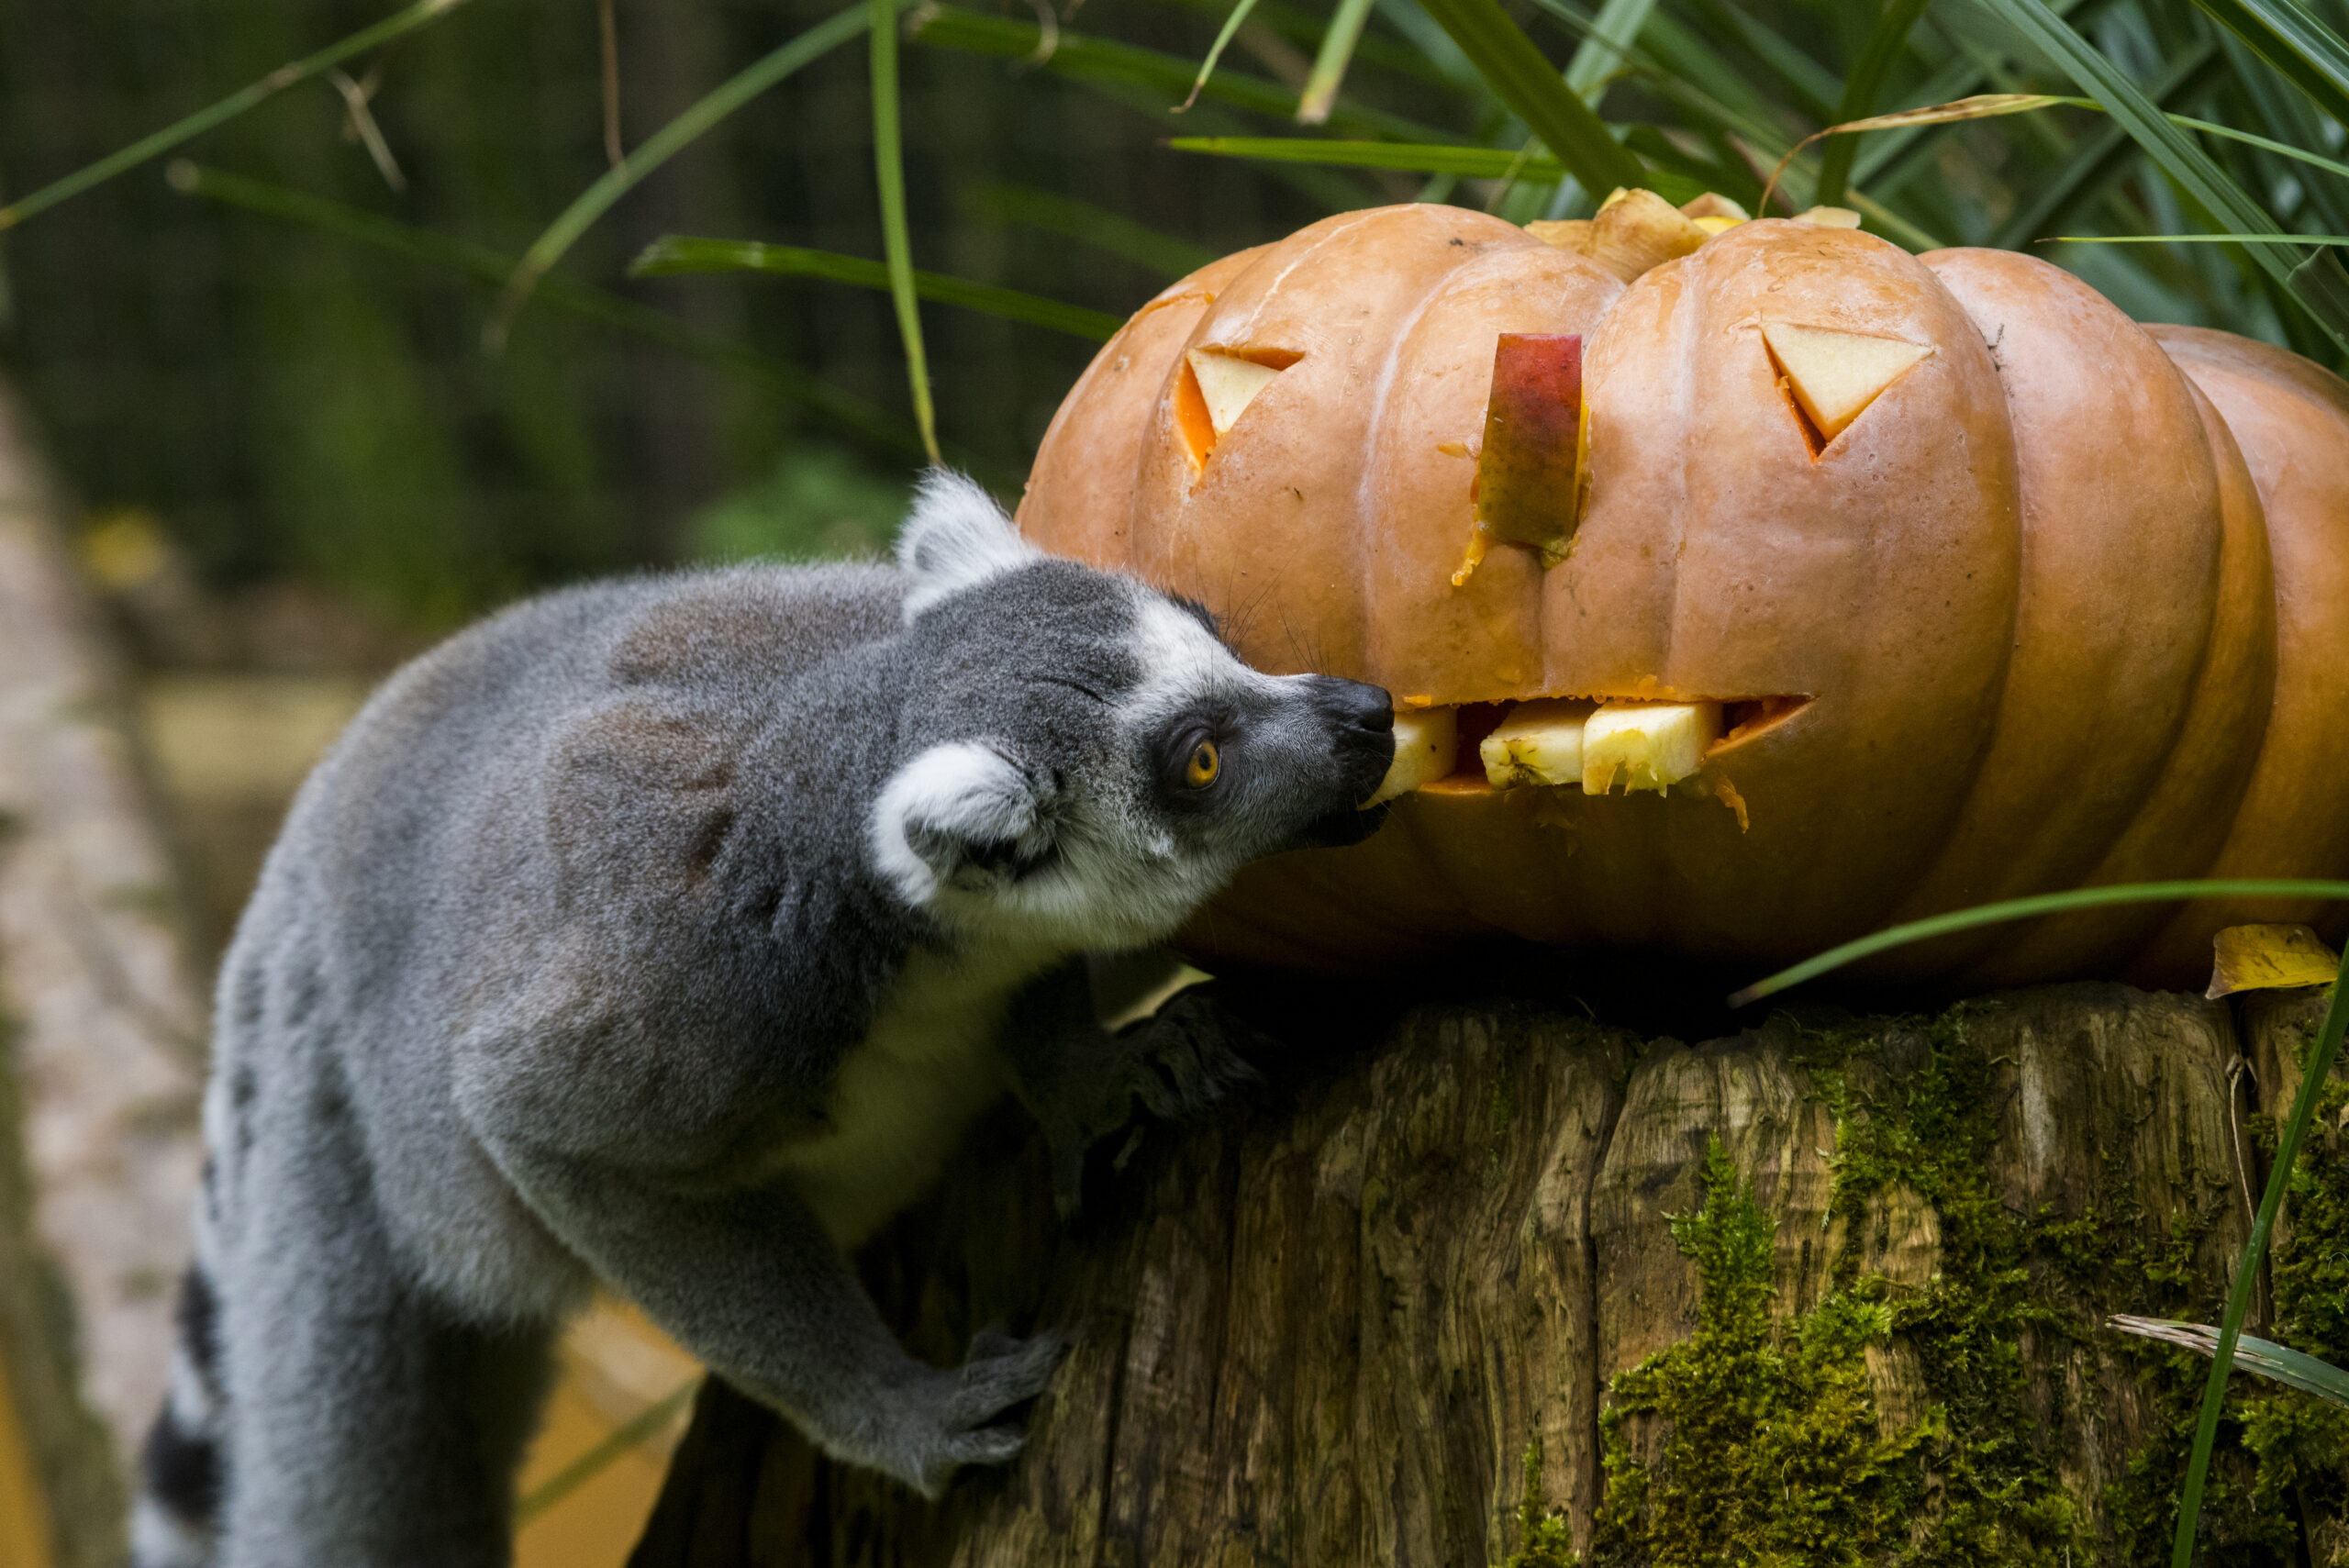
[1177,0,1269,112]
[2173,939,2349,1568]
[870,0,939,464]
[0,0,477,233]
[1814,0,1932,209]
[1410,0,1648,195]
[1298,0,1381,123]
[1973,0,2349,350]
[165,162,934,464]
[1565,0,1659,103]
[516,1379,701,1525]
[1168,136,1563,178]
[967,184,1216,280]
[487,1,885,351]
[2190,0,2349,129]
[909,5,1458,144]
[1988,46,2220,250]
[630,238,1124,341]
[2108,1318,2349,1408]
[1727,878,2349,1005]
[2052,231,2349,242]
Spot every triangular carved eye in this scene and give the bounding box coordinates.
[1175,347,1302,471]
[1760,322,1931,444]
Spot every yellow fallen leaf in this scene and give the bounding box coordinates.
[2206,923,2342,1000]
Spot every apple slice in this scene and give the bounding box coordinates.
[1582,701,1723,795]
[1760,321,1931,442]
[1479,698,1595,790]
[1472,334,1584,566]
[1363,707,1461,806]
[1187,350,1282,436]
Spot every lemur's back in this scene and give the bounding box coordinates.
[205,560,906,1304]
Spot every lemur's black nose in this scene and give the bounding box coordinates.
[1304,675,1395,735]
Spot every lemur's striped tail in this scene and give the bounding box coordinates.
[128,1262,223,1568]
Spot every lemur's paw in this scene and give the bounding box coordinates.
[1124,988,1264,1120]
[895,1329,1068,1496]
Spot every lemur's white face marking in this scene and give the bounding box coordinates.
[871,472,1396,951]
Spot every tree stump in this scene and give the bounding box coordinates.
[629,978,2349,1567]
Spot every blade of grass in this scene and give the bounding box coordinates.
[487,1,887,351]
[1297,0,1380,122]
[1727,878,2349,1005]
[1176,0,1268,111]
[2190,0,2349,129]
[631,237,1123,339]
[871,0,939,464]
[2109,1318,2349,1408]
[2173,943,2349,1566]
[1681,0,1842,119]
[1410,0,1648,194]
[1168,136,1564,177]
[166,161,936,464]
[2052,231,2349,241]
[1974,0,2349,350]
[967,183,1216,278]
[1763,92,2069,215]
[515,1378,700,1525]
[909,6,1460,143]
[1565,0,1658,101]
[1989,42,2221,252]
[1153,0,1453,86]
[1814,0,1934,208]
[0,0,475,233]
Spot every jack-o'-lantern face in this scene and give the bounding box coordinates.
[1018,201,2349,987]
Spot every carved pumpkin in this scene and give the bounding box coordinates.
[1016,204,2349,985]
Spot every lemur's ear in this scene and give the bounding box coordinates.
[870,740,1060,905]
[896,470,1041,621]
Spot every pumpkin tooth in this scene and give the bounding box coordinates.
[1760,322,1932,442]
[1477,698,1594,790]
[1580,702,1723,795]
[1364,708,1460,806]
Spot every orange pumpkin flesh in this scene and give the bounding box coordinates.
[1018,205,2349,985]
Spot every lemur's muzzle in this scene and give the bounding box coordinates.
[1294,674,1397,847]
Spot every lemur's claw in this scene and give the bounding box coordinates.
[1124,988,1263,1120]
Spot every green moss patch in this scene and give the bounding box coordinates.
[1506,1001,2349,1567]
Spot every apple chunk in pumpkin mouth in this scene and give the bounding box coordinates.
[1359,695,1809,809]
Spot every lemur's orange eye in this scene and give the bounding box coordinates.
[1185,740,1220,788]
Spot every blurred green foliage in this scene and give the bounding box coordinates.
[6,0,2349,650]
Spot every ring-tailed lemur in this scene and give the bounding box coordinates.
[130,472,1395,1568]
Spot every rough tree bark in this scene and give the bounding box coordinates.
[0,384,209,1568]
[630,976,2349,1568]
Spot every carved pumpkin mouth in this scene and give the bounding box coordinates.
[1366,692,1813,806]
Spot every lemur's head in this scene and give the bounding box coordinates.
[871,472,1394,950]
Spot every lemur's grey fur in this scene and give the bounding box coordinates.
[129,473,1395,1568]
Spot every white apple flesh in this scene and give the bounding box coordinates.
[1581,701,1723,795]
[1760,321,1932,441]
[1186,350,1283,436]
[1478,698,1595,789]
[1363,706,1461,806]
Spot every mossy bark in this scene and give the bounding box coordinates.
[629,981,2349,1567]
